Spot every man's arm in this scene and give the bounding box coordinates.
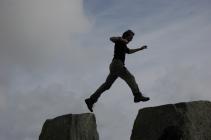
[110,37,128,44]
[128,45,147,54]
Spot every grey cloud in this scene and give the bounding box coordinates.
[0,83,86,140]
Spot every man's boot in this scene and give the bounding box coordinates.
[85,98,95,112]
[134,93,150,103]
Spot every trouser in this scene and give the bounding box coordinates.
[90,59,141,103]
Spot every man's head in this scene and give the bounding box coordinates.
[122,30,135,42]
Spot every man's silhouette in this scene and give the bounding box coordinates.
[85,30,150,112]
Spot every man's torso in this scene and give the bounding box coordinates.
[113,40,129,64]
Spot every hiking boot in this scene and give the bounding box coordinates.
[85,98,94,112]
[134,95,150,103]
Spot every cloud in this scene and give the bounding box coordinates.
[0,0,92,139]
[0,0,90,69]
[0,83,87,140]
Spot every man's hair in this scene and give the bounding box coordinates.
[122,30,135,38]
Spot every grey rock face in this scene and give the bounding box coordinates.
[131,101,211,140]
[39,113,99,140]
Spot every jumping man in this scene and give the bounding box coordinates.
[85,30,150,112]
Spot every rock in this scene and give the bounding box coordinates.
[131,100,211,140]
[39,113,99,140]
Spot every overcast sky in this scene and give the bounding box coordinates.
[0,0,211,140]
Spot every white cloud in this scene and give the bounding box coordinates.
[0,0,91,68]
[0,0,92,139]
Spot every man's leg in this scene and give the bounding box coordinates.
[85,72,118,112]
[118,66,150,102]
[118,67,140,96]
[89,73,118,103]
